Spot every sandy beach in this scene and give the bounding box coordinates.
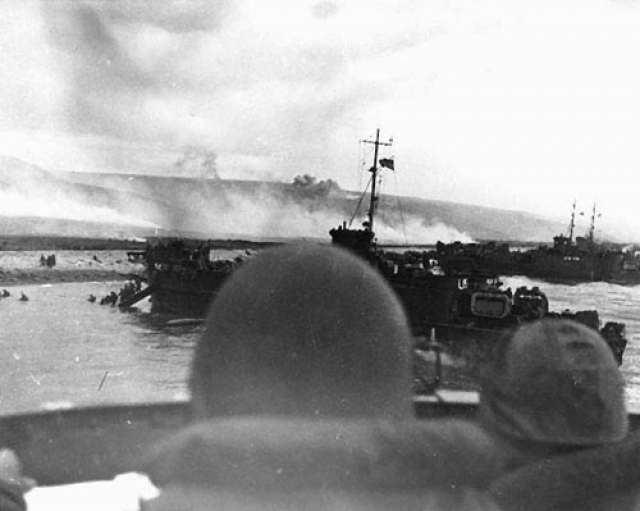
[0,236,273,286]
[0,250,143,286]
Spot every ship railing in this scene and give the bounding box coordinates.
[414,331,443,398]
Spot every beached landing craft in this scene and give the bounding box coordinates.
[124,239,247,314]
[330,130,628,367]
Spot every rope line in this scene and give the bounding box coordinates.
[350,174,373,227]
[393,170,408,244]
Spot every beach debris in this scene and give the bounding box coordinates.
[97,370,109,392]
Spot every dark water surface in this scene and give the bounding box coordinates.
[0,275,639,415]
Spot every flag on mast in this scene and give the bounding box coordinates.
[379,157,394,171]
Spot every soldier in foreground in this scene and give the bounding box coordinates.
[480,320,640,510]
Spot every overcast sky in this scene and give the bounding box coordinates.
[2,0,640,239]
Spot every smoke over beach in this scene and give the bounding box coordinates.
[0,155,570,243]
[2,2,640,243]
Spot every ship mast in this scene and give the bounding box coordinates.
[361,129,392,233]
[568,200,576,243]
[588,203,598,245]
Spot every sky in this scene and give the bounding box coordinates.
[1,0,640,239]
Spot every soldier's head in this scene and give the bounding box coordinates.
[189,243,414,420]
[478,319,628,448]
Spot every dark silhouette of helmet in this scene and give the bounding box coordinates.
[190,243,414,420]
[478,319,628,446]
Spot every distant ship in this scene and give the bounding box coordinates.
[329,130,627,366]
[434,202,640,285]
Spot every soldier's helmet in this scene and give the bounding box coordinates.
[478,319,628,446]
[190,243,415,420]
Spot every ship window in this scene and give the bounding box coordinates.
[471,294,510,318]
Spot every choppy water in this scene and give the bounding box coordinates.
[0,274,639,415]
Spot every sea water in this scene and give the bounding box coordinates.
[0,280,196,414]
[0,276,638,415]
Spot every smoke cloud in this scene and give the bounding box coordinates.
[0,156,160,232]
[155,175,473,244]
[292,174,341,198]
[374,218,474,245]
[0,157,549,244]
[174,147,219,178]
[0,188,158,229]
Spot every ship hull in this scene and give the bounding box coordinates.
[390,275,626,367]
[150,284,216,316]
[148,269,230,315]
[437,244,640,285]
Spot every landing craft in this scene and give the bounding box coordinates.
[329,130,627,371]
[123,239,274,314]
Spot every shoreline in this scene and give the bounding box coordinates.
[0,249,143,287]
[0,268,139,287]
[0,235,282,252]
[0,239,271,286]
